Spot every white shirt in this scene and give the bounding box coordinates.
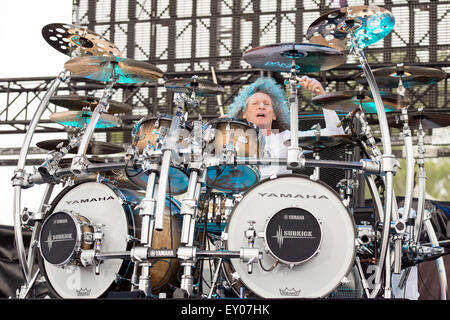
[259,108,345,180]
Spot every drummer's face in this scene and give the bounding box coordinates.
[243,92,276,132]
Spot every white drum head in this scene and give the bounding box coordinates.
[40,182,134,298]
[225,175,356,298]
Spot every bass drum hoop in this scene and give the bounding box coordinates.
[224,174,356,299]
[36,180,138,298]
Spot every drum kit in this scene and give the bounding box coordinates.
[11,6,448,300]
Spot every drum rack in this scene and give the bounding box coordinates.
[10,6,448,300]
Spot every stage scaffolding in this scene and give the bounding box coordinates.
[1,0,450,144]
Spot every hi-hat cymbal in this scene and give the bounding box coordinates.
[355,65,447,88]
[49,111,122,128]
[284,134,353,149]
[42,23,122,57]
[311,91,411,113]
[388,112,450,130]
[242,42,346,73]
[64,56,163,84]
[306,6,395,50]
[50,95,132,114]
[164,78,225,96]
[37,139,124,155]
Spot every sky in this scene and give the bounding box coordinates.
[0,1,72,225]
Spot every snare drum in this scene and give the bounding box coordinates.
[126,114,191,194]
[37,180,181,298]
[204,118,264,193]
[223,174,356,298]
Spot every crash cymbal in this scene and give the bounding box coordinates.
[49,95,132,114]
[49,111,122,128]
[355,65,447,88]
[42,23,122,57]
[306,6,395,50]
[311,91,411,113]
[387,112,450,130]
[64,55,163,84]
[164,78,225,97]
[37,139,124,155]
[242,42,345,73]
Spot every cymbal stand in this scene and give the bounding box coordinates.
[412,117,448,300]
[153,93,187,231]
[11,69,69,293]
[310,124,321,181]
[71,69,118,175]
[287,57,304,170]
[413,119,426,244]
[351,38,399,298]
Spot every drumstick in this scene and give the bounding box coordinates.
[211,67,225,117]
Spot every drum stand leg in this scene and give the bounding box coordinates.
[177,168,203,297]
[12,70,68,291]
[135,164,159,296]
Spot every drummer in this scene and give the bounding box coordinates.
[225,76,345,179]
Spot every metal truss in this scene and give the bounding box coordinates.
[1,0,450,139]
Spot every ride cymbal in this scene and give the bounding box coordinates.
[242,42,345,73]
[311,91,411,113]
[49,111,122,128]
[164,78,225,96]
[37,139,124,155]
[355,65,447,88]
[306,5,395,50]
[64,55,163,84]
[50,95,132,114]
[42,23,122,57]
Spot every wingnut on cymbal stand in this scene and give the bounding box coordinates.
[11,69,69,298]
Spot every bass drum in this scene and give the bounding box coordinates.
[37,181,181,298]
[224,174,356,298]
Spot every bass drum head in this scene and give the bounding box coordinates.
[225,174,356,298]
[38,181,136,298]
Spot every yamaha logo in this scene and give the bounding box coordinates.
[65,195,115,205]
[258,192,328,199]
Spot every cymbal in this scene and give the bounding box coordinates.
[42,23,122,57]
[355,65,447,88]
[49,95,132,114]
[387,111,450,130]
[284,134,353,149]
[64,55,163,84]
[242,42,345,73]
[306,6,395,50]
[165,78,225,96]
[49,111,122,128]
[37,139,124,155]
[311,91,411,113]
